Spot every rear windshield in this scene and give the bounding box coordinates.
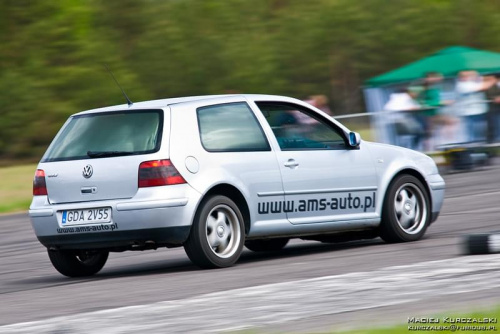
[42,110,163,162]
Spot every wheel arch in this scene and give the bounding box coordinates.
[195,183,251,235]
[385,168,432,211]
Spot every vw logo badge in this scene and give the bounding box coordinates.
[82,165,93,179]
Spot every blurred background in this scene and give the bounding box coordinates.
[2,0,500,161]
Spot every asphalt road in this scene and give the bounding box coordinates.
[1,162,500,333]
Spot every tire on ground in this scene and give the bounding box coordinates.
[245,238,289,252]
[463,234,491,255]
[47,249,109,277]
[379,174,431,243]
[184,195,245,269]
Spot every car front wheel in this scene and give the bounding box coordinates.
[184,195,245,268]
[47,249,109,277]
[380,174,431,243]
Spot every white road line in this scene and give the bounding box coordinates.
[2,254,500,334]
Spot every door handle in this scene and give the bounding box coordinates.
[284,159,299,168]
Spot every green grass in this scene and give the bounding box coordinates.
[0,164,36,213]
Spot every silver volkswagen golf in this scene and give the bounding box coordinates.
[30,94,445,277]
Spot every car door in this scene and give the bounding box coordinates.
[254,101,379,225]
[168,98,288,232]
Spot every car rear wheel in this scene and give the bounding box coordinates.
[245,238,289,252]
[184,195,245,268]
[380,174,430,243]
[47,249,109,277]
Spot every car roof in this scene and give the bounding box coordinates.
[74,94,302,115]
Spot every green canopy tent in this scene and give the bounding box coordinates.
[366,46,500,87]
[363,46,500,145]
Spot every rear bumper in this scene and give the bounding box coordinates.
[37,226,190,250]
[28,198,190,217]
[29,184,201,250]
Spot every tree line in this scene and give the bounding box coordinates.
[1,0,500,160]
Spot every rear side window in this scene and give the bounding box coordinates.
[197,102,270,152]
[42,110,163,162]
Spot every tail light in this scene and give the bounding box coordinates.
[33,169,48,196]
[138,160,186,188]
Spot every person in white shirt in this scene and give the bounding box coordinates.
[383,89,424,150]
[455,70,497,142]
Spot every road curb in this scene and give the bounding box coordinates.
[463,234,500,254]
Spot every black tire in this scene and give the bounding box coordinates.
[379,174,431,243]
[47,249,109,277]
[245,238,289,252]
[184,195,245,269]
[463,234,491,255]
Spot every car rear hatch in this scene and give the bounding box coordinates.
[39,109,165,204]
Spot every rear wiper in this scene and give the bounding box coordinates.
[87,150,135,158]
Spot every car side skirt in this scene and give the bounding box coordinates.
[247,218,380,239]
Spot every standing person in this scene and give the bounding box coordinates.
[485,76,500,143]
[309,95,333,116]
[298,95,333,126]
[419,72,443,110]
[383,89,424,150]
[455,71,497,142]
[417,72,457,150]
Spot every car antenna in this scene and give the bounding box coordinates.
[103,64,133,107]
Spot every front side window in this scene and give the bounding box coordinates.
[42,110,162,162]
[256,102,346,150]
[197,102,270,152]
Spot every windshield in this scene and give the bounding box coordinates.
[42,110,163,162]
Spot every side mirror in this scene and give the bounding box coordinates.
[348,131,361,148]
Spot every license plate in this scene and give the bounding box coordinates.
[61,207,111,226]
